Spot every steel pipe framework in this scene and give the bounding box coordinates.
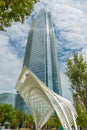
[15,66,77,130]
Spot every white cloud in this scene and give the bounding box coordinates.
[0,32,22,93]
[0,34,9,45]
[60,72,72,102]
[81,48,87,61]
[6,22,30,47]
[70,0,87,12]
[0,18,31,93]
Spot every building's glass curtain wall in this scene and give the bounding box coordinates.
[0,93,16,107]
[23,11,47,84]
[23,10,62,94]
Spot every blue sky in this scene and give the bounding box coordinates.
[0,0,87,101]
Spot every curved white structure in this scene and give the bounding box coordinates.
[16,66,77,130]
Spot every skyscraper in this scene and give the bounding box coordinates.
[15,10,62,112]
[23,10,62,95]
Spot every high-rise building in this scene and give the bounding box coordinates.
[15,10,62,112]
[23,10,62,95]
[0,93,16,107]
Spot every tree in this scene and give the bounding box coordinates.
[73,94,87,129]
[65,53,87,111]
[16,111,34,128]
[0,104,35,128]
[45,113,61,129]
[0,0,39,31]
[76,105,87,129]
[16,110,26,128]
[0,104,17,126]
[25,114,34,128]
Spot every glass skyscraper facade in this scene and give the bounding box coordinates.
[0,93,16,107]
[23,10,62,95]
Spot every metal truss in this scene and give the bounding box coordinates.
[15,66,77,130]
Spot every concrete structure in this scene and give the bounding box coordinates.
[16,66,77,130]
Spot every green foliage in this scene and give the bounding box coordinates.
[46,113,61,128]
[16,110,26,122]
[0,104,17,125]
[15,110,34,128]
[76,105,87,127]
[65,53,87,110]
[15,110,26,127]
[0,104,34,128]
[0,0,39,31]
[25,114,34,128]
[25,114,33,124]
[53,113,61,127]
[0,104,61,128]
